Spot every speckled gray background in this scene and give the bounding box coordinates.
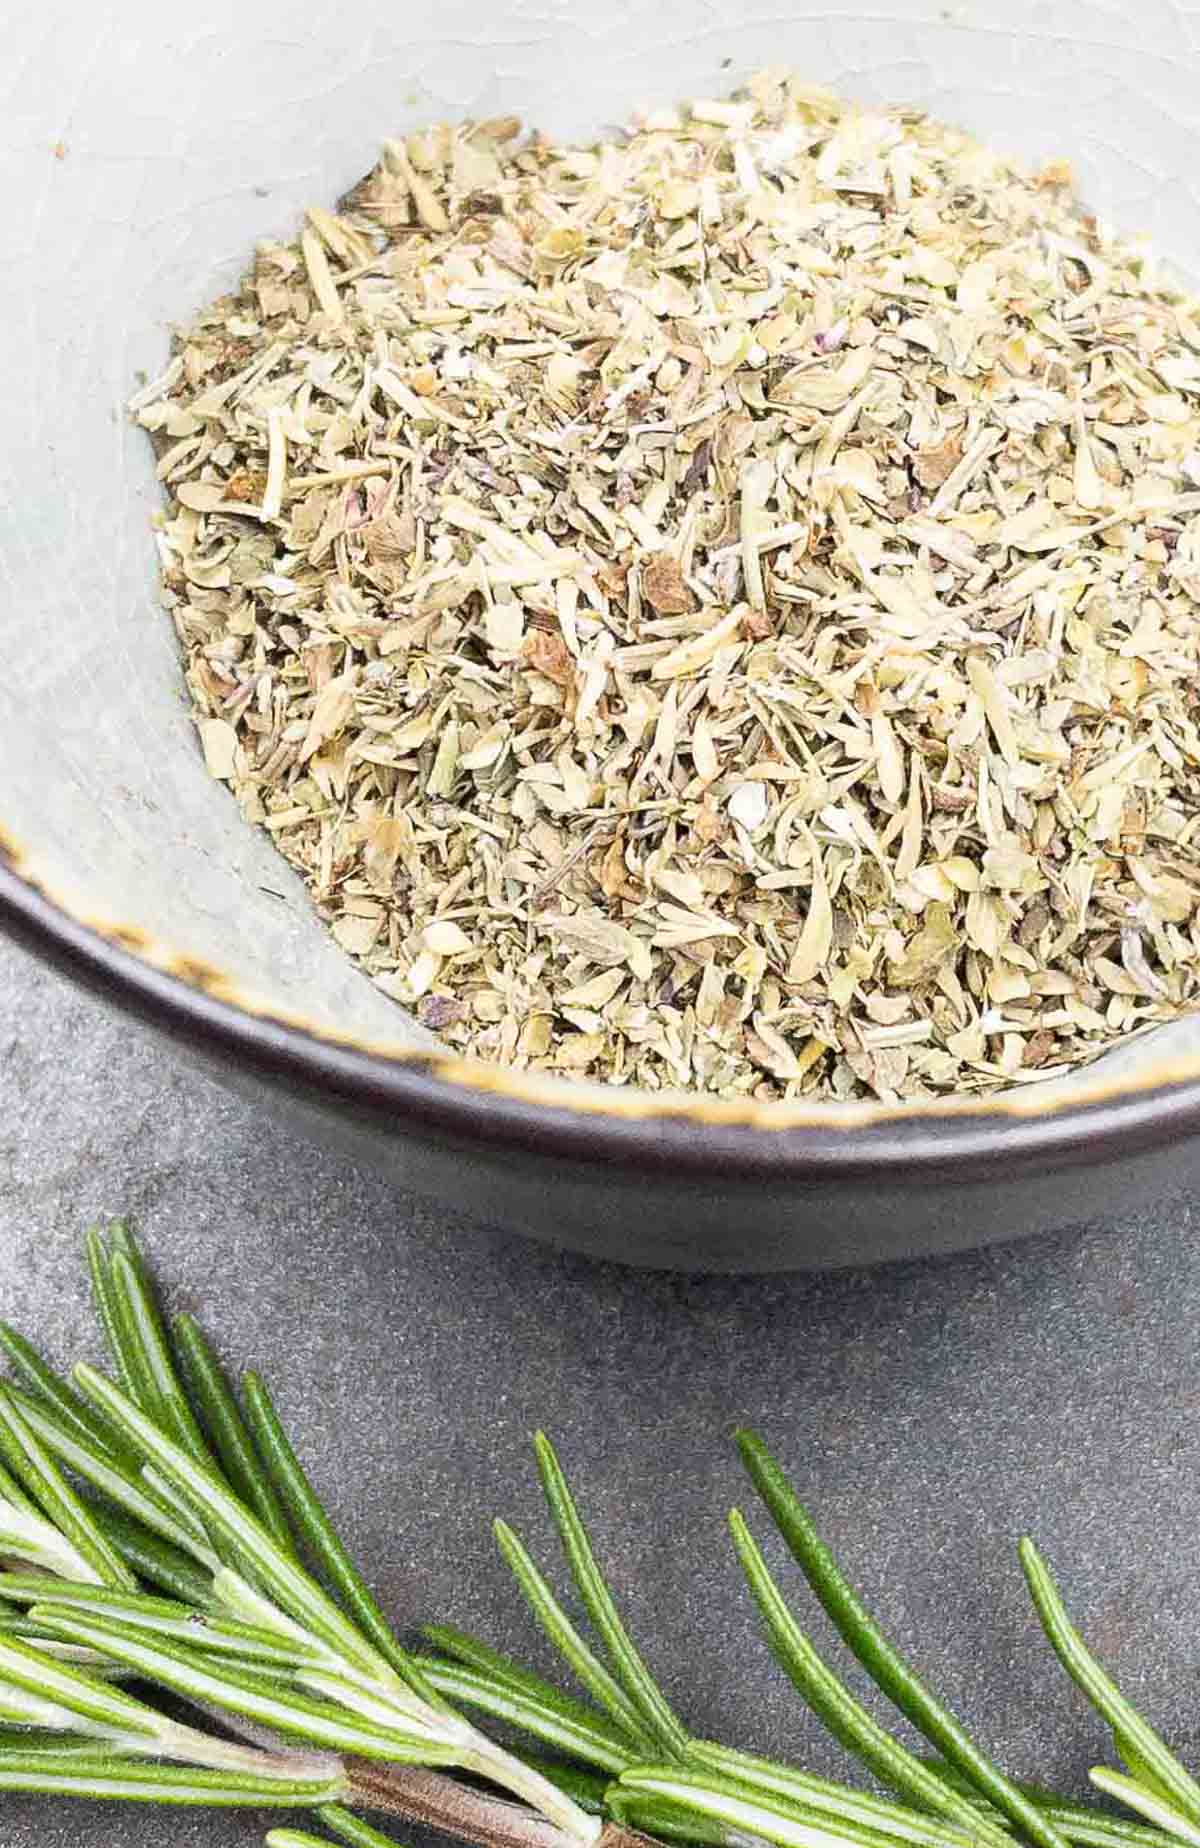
[2,933,1198,1848]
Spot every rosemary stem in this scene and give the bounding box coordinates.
[345,1761,590,1848]
[463,1739,606,1843]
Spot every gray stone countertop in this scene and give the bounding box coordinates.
[1,933,1198,1848]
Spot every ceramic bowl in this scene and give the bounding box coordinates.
[4,0,1200,1268]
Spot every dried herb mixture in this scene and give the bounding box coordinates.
[135,72,1200,1100]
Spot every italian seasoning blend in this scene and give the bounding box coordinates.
[135,73,1200,1101]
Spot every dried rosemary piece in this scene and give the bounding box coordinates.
[136,74,1200,1101]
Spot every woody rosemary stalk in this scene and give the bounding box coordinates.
[1,1219,1199,1848]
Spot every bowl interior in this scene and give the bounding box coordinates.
[6,0,1200,1101]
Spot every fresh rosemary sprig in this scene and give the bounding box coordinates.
[0,1220,1197,1848]
[0,1224,601,1846]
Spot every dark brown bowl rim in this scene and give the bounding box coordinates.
[5,855,1200,1186]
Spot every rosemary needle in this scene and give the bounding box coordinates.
[240,1371,428,1693]
[107,1249,212,1470]
[318,1807,414,1847]
[1089,1772,1200,1848]
[80,1502,213,1603]
[416,1655,634,1774]
[533,1433,690,1759]
[736,1431,1068,1848]
[1020,1541,1200,1828]
[0,1324,128,1465]
[494,1517,656,1751]
[421,1625,637,1753]
[423,1623,586,1702]
[300,1807,412,1848]
[0,1388,136,1591]
[171,1320,294,1556]
[268,1834,350,1848]
[83,1225,139,1401]
[730,1511,1014,1848]
[0,1756,345,1808]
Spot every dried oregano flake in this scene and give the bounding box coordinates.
[136,73,1200,1102]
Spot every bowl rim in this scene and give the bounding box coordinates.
[6,850,1200,1185]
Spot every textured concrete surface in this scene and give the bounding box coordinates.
[2,932,1199,1848]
